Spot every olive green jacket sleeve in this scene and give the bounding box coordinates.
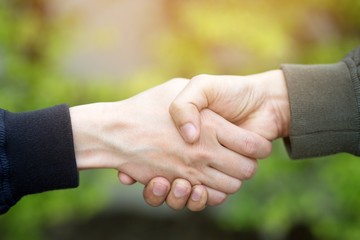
[281,47,360,159]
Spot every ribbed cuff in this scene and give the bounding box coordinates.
[4,104,79,204]
[0,109,15,214]
[281,62,360,159]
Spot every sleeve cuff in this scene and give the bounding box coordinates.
[281,62,360,159]
[4,104,79,206]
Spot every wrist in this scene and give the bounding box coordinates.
[70,102,124,170]
[265,69,291,138]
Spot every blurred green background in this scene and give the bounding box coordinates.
[0,0,359,239]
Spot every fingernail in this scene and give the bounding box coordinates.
[174,183,188,198]
[153,182,167,197]
[180,123,196,143]
[191,188,202,202]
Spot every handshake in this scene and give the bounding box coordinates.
[2,47,357,214]
[71,70,290,211]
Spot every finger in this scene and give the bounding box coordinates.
[187,185,207,211]
[205,109,272,159]
[218,126,272,159]
[205,187,228,206]
[166,179,192,210]
[143,177,171,207]
[200,167,242,194]
[210,150,259,181]
[118,172,137,185]
[194,110,260,182]
[169,76,211,143]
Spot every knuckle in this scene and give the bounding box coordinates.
[263,141,273,158]
[192,148,212,164]
[241,160,258,180]
[244,135,258,156]
[169,100,182,115]
[255,139,273,159]
[209,194,227,206]
[227,179,242,194]
[170,77,189,83]
[174,178,191,189]
[200,113,215,129]
[181,166,201,184]
[191,74,209,82]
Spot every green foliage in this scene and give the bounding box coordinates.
[0,2,127,240]
[219,143,360,240]
[0,1,171,239]
[0,0,359,240]
[153,1,360,240]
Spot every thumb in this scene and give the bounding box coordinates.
[169,77,210,143]
[169,101,201,144]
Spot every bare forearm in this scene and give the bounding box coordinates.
[70,102,120,170]
[70,79,269,194]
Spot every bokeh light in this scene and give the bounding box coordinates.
[0,0,359,239]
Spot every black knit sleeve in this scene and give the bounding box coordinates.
[0,104,79,214]
[0,109,14,213]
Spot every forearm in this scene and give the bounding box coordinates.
[70,102,128,170]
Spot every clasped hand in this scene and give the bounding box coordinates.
[71,72,289,211]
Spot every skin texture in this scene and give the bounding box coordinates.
[145,70,290,210]
[143,177,208,211]
[169,70,291,143]
[70,78,272,210]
